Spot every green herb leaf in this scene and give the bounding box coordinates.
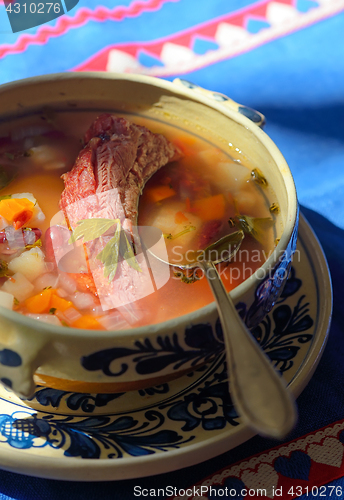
[4,152,14,161]
[203,230,244,262]
[0,260,14,278]
[0,194,11,201]
[96,223,121,282]
[231,215,274,245]
[173,270,201,284]
[25,238,42,250]
[13,297,19,307]
[269,202,280,214]
[69,218,118,244]
[49,308,57,315]
[163,225,196,240]
[251,168,268,187]
[119,230,142,273]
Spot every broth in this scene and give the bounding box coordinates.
[0,110,280,329]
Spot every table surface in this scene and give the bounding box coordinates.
[0,0,344,498]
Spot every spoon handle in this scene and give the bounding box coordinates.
[200,259,297,439]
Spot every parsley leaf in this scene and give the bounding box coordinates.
[0,260,13,278]
[230,214,274,245]
[96,223,121,282]
[68,218,119,244]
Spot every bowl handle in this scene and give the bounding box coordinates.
[173,78,265,128]
[0,314,48,398]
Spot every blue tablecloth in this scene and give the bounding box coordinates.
[0,1,343,498]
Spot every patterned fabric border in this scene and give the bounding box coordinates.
[173,419,344,499]
[73,0,344,76]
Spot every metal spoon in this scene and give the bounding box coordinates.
[146,230,297,439]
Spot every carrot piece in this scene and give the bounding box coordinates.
[192,194,226,221]
[175,211,189,224]
[72,314,103,330]
[172,136,197,155]
[0,198,34,226]
[13,209,34,229]
[25,288,54,313]
[50,294,74,312]
[145,185,176,203]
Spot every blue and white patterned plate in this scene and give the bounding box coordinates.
[0,214,332,481]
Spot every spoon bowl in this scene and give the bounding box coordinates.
[145,230,298,439]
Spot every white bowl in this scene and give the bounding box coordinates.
[0,73,298,397]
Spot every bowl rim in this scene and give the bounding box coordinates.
[0,71,298,338]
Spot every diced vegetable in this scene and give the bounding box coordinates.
[29,144,66,170]
[191,194,226,221]
[8,247,47,282]
[63,307,82,323]
[98,312,130,330]
[50,294,74,312]
[145,185,176,203]
[11,193,45,225]
[25,288,54,314]
[150,203,201,247]
[216,162,250,191]
[197,148,230,166]
[33,273,58,292]
[0,226,42,249]
[57,272,77,294]
[235,189,259,213]
[71,292,96,310]
[72,314,104,330]
[175,211,189,225]
[0,198,34,229]
[1,272,35,301]
[0,290,14,310]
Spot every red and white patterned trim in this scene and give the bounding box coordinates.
[74,0,344,76]
[173,419,344,499]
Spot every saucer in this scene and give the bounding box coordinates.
[0,214,332,481]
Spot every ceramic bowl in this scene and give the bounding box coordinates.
[0,73,298,397]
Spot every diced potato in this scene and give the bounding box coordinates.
[1,273,35,302]
[0,290,14,310]
[197,148,229,166]
[235,187,260,213]
[217,162,251,191]
[8,247,47,282]
[29,144,66,170]
[150,202,202,248]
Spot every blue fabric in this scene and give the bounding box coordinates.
[0,0,344,497]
